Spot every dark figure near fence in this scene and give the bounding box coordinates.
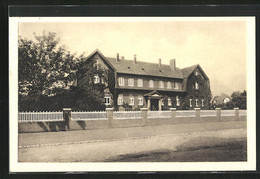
[64,111,71,130]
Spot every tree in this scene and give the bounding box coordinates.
[231,90,247,109]
[18,31,77,98]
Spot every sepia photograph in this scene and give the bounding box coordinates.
[9,16,256,172]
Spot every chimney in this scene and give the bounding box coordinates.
[121,56,124,60]
[170,59,176,71]
[134,54,137,64]
[116,53,119,62]
[159,58,162,67]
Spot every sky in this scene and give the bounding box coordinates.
[18,19,248,97]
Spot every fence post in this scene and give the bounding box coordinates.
[141,108,148,126]
[170,108,176,119]
[106,108,114,128]
[195,108,200,120]
[63,108,71,131]
[234,107,239,120]
[216,108,221,121]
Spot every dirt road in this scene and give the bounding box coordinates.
[19,128,246,162]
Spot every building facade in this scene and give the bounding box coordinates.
[77,49,212,110]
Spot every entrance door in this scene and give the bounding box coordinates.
[151,99,159,110]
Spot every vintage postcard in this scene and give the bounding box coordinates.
[9,16,256,172]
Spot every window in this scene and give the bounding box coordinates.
[159,81,164,88]
[174,82,178,89]
[161,99,164,106]
[189,99,192,107]
[167,81,172,89]
[105,97,111,105]
[195,82,199,89]
[176,96,180,106]
[149,80,154,88]
[118,94,123,105]
[168,98,172,106]
[137,79,143,87]
[195,70,199,76]
[202,99,204,107]
[94,75,100,84]
[129,96,134,106]
[128,78,134,86]
[138,96,143,105]
[118,77,124,86]
[195,99,198,107]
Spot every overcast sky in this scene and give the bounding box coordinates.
[18,19,247,96]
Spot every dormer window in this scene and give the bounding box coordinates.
[159,81,164,88]
[195,70,199,76]
[149,80,154,88]
[128,78,134,86]
[93,75,100,84]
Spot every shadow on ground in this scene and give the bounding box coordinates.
[103,137,247,162]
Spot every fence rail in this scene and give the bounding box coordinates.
[147,110,172,118]
[71,111,107,121]
[113,111,142,120]
[18,109,247,123]
[18,111,63,123]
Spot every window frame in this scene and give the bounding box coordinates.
[137,79,143,87]
[159,81,164,88]
[149,80,154,88]
[117,94,123,105]
[93,74,100,84]
[129,96,134,106]
[167,81,172,89]
[176,96,180,106]
[168,97,172,106]
[104,96,111,105]
[118,77,125,86]
[128,78,134,86]
[174,82,178,89]
[138,97,143,106]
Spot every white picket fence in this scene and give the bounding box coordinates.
[113,111,142,120]
[147,110,172,118]
[71,111,107,121]
[18,109,247,123]
[18,111,63,123]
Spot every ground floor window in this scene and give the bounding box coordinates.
[195,99,198,107]
[176,96,180,106]
[105,96,111,105]
[118,94,123,105]
[168,98,172,106]
[129,96,134,106]
[138,97,143,106]
[202,99,204,106]
[189,99,192,107]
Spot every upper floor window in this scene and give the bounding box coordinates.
[94,75,100,84]
[167,81,172,89]
[176,96,180,106]
[138,96,143,106]
[118,77,124,86]
[128,78,134,86]
[159,81,164,88]
[195,82,199,89]
[129,95,134,106]
[149,80,154,88]
[118,94,123,105]
[105,96,111,105]
[137,79,143,87]
[168,98,172,106]
[174,82,178,89]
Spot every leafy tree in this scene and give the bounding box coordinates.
[231,90,247,109]
[18,31,77,98]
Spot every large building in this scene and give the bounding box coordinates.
[77,49,212,110]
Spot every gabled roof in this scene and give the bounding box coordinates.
[181,64,209,80]
[144,90,163,98]
[106,57,183,79]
